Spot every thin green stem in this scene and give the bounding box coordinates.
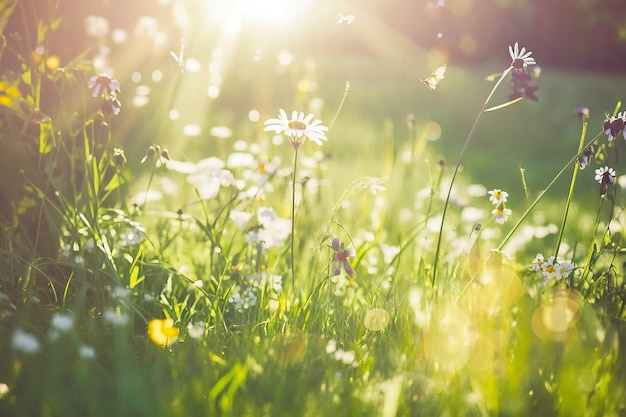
[290,142,300,293]
[141,150,160,212]
[498,132,603,252]
[455,131,604,304]
[328,81,350,130]
[554,120,588,258]
[432,66,512,285]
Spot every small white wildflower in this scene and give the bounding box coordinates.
[228,286,258,311]
[334,349,356,366]
[79,345,97,359]
[488,189,508,205]
[555,262,574,280]
[270,275,283,292]
[187,321,206,339]
[326,339,337,354]
[531,253,545,271]
[50,312,74,332]
[492,207,512,224]
[541,256,556,280]
[12,329,40,354]
[103,308,130,326]
[595,166,616,184]
[111,286,130,300]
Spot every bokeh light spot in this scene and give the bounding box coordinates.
[185,58,202,73]
[111,28,127,43]
[468,265,522,316]
[135,85,151,96]
[248,109,260,122]
[425,121,442,141]
[271,134,284,145]
[459,34,477,56]
[207,85,220,99]
[223,13,242,35]
[364,308,390,331]
[46,55,60,71]
[278,50,293,66]
[0,383,9,399]
[531,291,583,341]
[183,124,202,136]
[132,95,149,108]
[152,70,163,82]
[210,126,233,139]
[270,332,307,365]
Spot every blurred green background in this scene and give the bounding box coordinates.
[5,0,626,214]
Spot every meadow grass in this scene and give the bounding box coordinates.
[2,3,626,417]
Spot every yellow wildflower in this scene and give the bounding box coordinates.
[148,318,179,347]
[0,80,21,107]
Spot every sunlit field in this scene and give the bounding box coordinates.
[2,0,626,416]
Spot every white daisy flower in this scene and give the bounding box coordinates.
[531,253,545,272]
[491,207,512,224]
[509,42,536,69]
[595,166,616,184]
[264,109,328,146]
[555,262,574,280]
[488,189,508,206]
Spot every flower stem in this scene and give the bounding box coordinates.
[328,81,351,129]
[554,120,588,258]
[498,132,603,252]
[432,67,512,286]
[290,143,300,293]
[455,133,601,304]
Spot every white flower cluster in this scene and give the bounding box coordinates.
[228,285,258,312]
[531,253,574,286]
[488,189,512,224]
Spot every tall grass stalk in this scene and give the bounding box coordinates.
[497,131,603,252]
[454,130,604,304]
[432,66,512,286]
[554,119,588,258]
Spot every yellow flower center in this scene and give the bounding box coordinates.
[288,120,307,130]
[545,265,555,274]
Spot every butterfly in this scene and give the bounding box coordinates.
[170,38,185,74]
[420,64,447,91]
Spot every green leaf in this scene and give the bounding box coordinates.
[0,35,6,62]
[39,124,53,154]
[0,0,17,36]
[484,97,523,112]
[21,70,31,86]
[128,245,144,289]
[484,71,503,82]
[104,172,125,192]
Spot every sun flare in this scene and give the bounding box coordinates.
[203,0,309,32]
